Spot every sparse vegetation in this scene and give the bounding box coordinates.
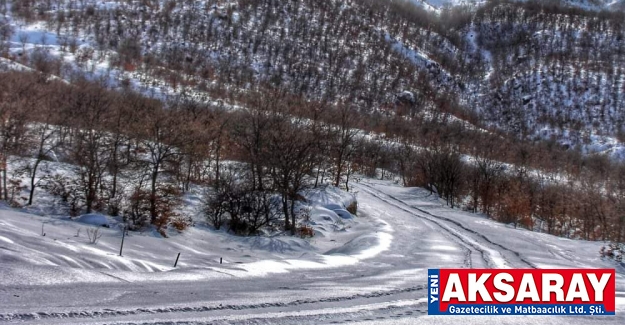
[600,242,624,262]
[346,201,358,216]
[0,0,624,244]
[86,227,103,244]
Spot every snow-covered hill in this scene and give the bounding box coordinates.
[1,2,624,323]
[419,0,625,11]
[554,0,625,10]
[2,0,624,161]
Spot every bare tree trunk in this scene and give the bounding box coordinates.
[85,169,97,213]
[334,157,342,187]
[345,164,352,192]
[150,163,160,223]
[184,156,193,192]
[28,159,41,206]
[256,164,263,191]
[111,168,118,199]
[290,197,296,235]
[214,138,221,185]
[314,166,321,188]
[282,193,290,231]
[0,154,5,200]
[1,167,6,201]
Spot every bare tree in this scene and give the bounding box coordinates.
[331,104,360,189]
[0,72,34,201]
[268,113,316,233]
[23,78,64,206]
[67,80,113,213]
[137,101,183,224]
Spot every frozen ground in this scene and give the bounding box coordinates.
[0,178,624,324]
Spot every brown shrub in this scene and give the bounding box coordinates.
[298,225,314,238]
[170,215,192,231]
[346,201,358,215]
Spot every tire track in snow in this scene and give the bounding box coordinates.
[356,184,488,269]
[0,285,426,322]
[356,183,537,269]
[90,300,428,325]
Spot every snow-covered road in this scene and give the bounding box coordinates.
[1,180,624,324]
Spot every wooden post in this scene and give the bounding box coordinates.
[174,252,180,267]
[220,257,222,264]
[119,227,126,256]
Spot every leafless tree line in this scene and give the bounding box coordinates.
[0,71,363,236]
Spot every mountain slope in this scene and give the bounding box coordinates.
[4,0,625,158]
[421,0,625,11]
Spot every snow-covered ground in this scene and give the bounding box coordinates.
[416,0,625,11]
[1,178,624,324]
[0,179,373,284]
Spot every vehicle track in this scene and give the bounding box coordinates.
[105,304,428,325]
[0,285,426,322]
[356,182,537,269]
[356,184,491,269]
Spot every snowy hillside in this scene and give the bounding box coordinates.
[551,0,625,11]
[1,1,625,323]
[419,0,625,11]
[2,0,624,161]
[0,184,375,286]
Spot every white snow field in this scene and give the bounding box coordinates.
[1,179,624,324]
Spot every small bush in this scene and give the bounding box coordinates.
[123,188,150,230]
[153,184,183,231]
[86,227,103,244]
[157,228,168,238]
[107,192,124,217]
[7,178,27,207]
[228,217,250,235]
[170,214,192,231]
[299,206,311,222]
[298,225,314,238]
[600,243,623,262]
[203,188,228,230]
[203,173,280,235]
[42,174,82,217]
[346,201,358,215]
[333,219,346,231]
